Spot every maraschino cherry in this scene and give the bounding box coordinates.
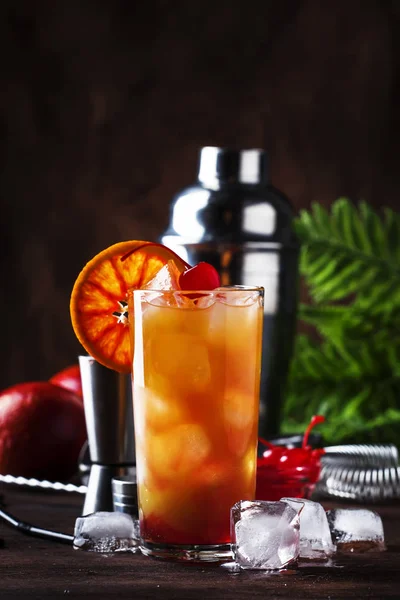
[179,262,220,290]
[256,415,326,501]
[258,415,325,469]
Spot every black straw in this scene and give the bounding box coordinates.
[0,507,74,544]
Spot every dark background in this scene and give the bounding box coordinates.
[1,0,399,389]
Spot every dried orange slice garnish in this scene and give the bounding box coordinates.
[70,241,189,373]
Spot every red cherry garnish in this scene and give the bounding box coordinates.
[179,262,220,290]
[258,415,326,470]
[302,415,325,449]
[256,415,326,500]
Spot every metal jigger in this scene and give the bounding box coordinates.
[78,355,135,516]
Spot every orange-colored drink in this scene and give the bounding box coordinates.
[129,286,264,561]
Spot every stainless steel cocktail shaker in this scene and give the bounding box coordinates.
[160,147,300,437]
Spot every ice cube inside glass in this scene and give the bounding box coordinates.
[230,500,301,570]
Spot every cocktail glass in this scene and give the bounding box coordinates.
[128,286,264,561]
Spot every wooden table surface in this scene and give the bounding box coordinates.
[0,483,399,600]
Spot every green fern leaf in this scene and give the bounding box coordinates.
[295,198,400,306]
[283,199,400,447]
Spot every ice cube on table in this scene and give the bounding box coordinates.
[326,508,386,553]
[231,500,300,570]
[73,511,140,553]
[281,498,336,561]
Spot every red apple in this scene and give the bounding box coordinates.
[49,364,82,399]
[0,381,87,481]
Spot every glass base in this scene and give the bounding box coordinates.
[140,540,232,562]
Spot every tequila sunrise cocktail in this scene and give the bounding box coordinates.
[69,239,264,562]
[129,286,264,561]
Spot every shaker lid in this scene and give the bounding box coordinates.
[197,147,268,187]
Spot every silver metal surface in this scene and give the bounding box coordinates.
[79,355,136,516]
[0,473,87,494]
[79,355,135,465]
[111,475,137,494]
[322,444,398,468]
[316,444,400,502]
[112,475,138,516]
[198,147,267,188]
[82,465,135,516]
